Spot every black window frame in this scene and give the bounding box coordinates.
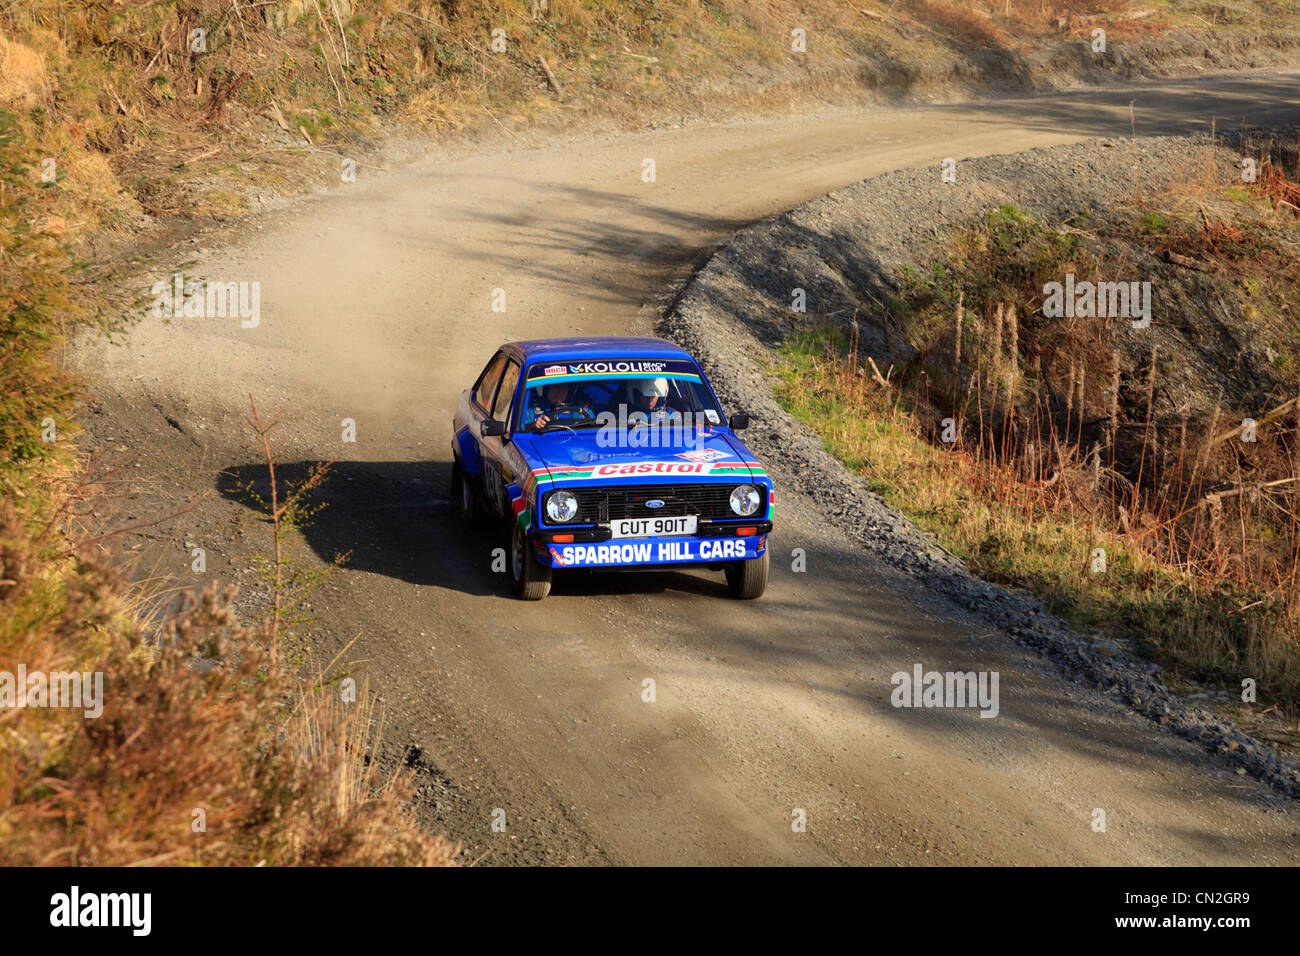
[518,357,724,430]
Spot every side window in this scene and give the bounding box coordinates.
[494,360,520,423]
[474,353,506,410]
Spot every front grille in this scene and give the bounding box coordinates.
[561,484,739,523]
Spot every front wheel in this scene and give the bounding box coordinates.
[725,551,768,599]
[510,521,552,600]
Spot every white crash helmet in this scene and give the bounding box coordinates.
[631,377,669,399]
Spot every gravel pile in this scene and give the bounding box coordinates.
[662,129,1300,800]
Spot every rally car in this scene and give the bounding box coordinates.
[451,337,773,600]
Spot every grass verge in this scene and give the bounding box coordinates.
[774,179,1300,713]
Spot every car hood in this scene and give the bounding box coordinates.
[514,429,763,485]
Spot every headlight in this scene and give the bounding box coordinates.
[730,484,761,516]
[546,490,578,523]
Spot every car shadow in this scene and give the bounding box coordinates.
[551,566,731,599]
[216,458,738,599]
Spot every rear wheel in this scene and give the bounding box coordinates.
[452,459,476,528]
[725,550,769,599]
[511,521,552,600]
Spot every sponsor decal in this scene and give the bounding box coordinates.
[560,448,638,465]
[704,410,721,425]
[604,462,703,476]
[524,358,704,387]
[505,444,531,478]
[568,360,668,375]
[535,461,766,482]
[555,537,752,567]
[675,448,731,463]
[508,481,531,530]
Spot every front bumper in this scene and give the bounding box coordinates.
[544,532,768,569]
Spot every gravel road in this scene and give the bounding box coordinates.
[74,71,1300,864]
[663,129,1300,802]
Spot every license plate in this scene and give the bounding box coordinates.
[610,515,697,538]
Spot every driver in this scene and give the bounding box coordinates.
[522,380,594,431]
[626,377,680,424]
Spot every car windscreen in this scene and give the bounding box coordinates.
[518,358,722,433]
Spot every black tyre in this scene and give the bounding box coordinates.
[510,521,552,600]
[452,459,476,528]
[725,550,769,599]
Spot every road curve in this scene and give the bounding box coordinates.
[79,72,1300,864]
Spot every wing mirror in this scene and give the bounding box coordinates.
[480,419,506,437]
[728,413,751,431]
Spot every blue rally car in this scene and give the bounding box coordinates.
[451,337,773,600]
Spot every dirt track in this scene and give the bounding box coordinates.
[75,72,1300,865]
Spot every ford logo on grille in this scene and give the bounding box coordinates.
[644,499,666,509]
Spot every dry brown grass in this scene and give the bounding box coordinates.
[0,128,455,859]
[0,451,458,866]
[1,0,1250,228]
[899,0,1164,48]
[776,178,1300,707]
[780,321,1300,705]
[0,34,50,107]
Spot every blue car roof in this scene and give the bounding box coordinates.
[509,336,694,362]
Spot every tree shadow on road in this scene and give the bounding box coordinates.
[708,535,1300,837]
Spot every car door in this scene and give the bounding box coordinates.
[480,357,520,519]
[465,351,507,484]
